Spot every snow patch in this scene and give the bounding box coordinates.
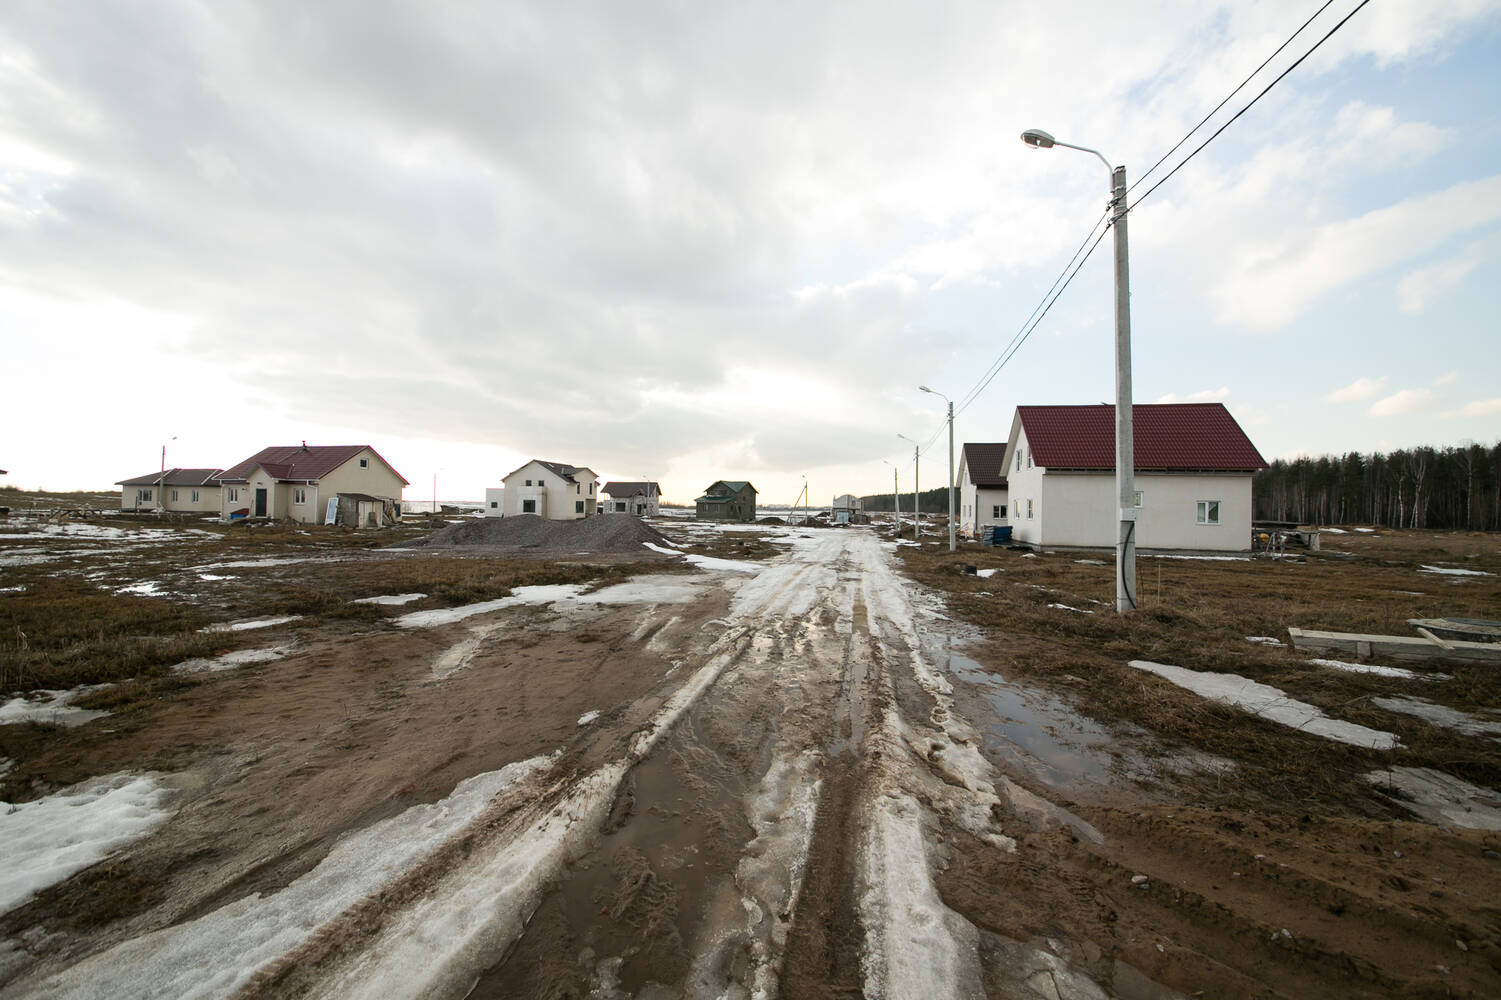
[0,686,112,728]
[202,615,301,633]
[975,568,998,578]
[1419,564,1494,577]
[1308,658,1435,681]
[1365,767,1501,830]
[1246,636,1284,646]
[1373,696,1501,739]
[172,646,294,674]
[395,585,587,627]
[351,592,427,606]
[576,710,600,727]
[1127,660,1400,749]
[0,773,172,916]
[11,758,554,999]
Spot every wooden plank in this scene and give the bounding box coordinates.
[1416,626,1454,652]
[1287,627,1501,664]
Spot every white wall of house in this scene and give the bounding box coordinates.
[956,456,1007,537]
[221,466,287,521]
[602,490,658,516]
[1034,472,1253,551]
[120,484,221,513]
[484,488,505,517]
[1004,426,1045,546]
[502,462,597,520]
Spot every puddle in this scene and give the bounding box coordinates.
[1366,767,1501,829]
[942,647,1113,788]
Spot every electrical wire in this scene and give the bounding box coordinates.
[913,0,1370,456]
[1127,0,1337,195]
[1129,0,1372,211]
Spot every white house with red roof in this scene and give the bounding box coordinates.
[957,443,1009,539]
[1004,403,1266,552]
[215,443,408,525]
[500,460,598,519]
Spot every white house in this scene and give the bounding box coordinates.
[956,443,1008,539]
[1004,403,1266,552]
[501,460,598,519]
[832,494,862,525]
[115,468,222,514]
[216,444,408,525]
[601,481,660,516]
[483,487,505,518]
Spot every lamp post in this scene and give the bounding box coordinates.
[882,459,900,537]
[919,385,956,552]
[897,433,920,539]
[1021,127,1136,613]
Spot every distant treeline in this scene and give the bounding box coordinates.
[860,487,950,514]
[1254,441,1501,529]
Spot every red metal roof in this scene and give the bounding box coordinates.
[217,445,409,485]
[960,443,1009,488]
[1016,403,1266,471]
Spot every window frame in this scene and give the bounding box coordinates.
[522,498,537,513]
[359,457,368,469]
[293,487,307,505]
[1196,500,1221,525]
[575,500,585,514]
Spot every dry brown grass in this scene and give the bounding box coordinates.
[898,532,1501,814]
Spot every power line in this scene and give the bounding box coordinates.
[1128,0,1337,195]
[950,206,1111,420]
[1129,0,1372,211]
[953,223,1111,426]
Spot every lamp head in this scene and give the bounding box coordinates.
[1021,129,1056,149]
[918,385,933,393]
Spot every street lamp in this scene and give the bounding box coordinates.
[1022,127,1136,612]
[897,433,920,540]
[882,459,900,537]
[919,385,956,552]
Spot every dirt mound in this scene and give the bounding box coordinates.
[396,514,673,555]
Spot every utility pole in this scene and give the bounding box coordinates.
[1022,128,1136,611]
[883,460,900,538]
[920,386,957,552]
[899,434,921,540]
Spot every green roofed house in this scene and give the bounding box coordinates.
[696,480,757,522]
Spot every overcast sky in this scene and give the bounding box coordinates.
[3,1,1499,505]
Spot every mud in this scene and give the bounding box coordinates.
[2,526,1499,998]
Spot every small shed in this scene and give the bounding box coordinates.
[329,492,397,528]
[696,480,757,522]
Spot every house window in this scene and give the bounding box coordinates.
[139,488,153,502]
[1026,499,1034,519]
[1026,450,1032,469]
[227,488,239,502]
[525,479,532,486]
[576,484,581,494]
[993,504,1003,519]
[170,489,179,502]
[538,479,545,487]
[1134,491,1144,507]
[575,500,584,513]
[1015,450,1021,472]
[490,501,498,509]
[1196,500,1221,525]
[523,499,537,513]
[191,489,199,502]
[359,458,368,469]
[616,501,626,512]
[293,488,306,504]
[589,483,594,494]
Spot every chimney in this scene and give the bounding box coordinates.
[301,440,308,452]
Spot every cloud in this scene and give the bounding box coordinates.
[1154,387,1229,404]
[1432,371,1458,386]
[1460,398,1501,417]
[1324,377,1388,403]
[1368,388,1436,417]
[1210,175,1501,330]
[1399,256,1481,313]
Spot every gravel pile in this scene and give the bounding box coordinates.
[396,514,674,555]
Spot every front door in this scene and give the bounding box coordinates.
[254,488,267,517]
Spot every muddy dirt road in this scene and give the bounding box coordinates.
[3,525,1498,998]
